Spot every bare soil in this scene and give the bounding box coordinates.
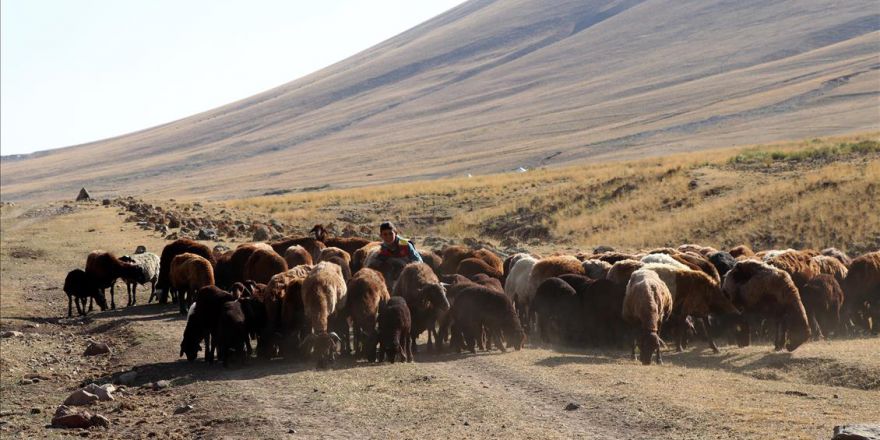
[1,202,877,439]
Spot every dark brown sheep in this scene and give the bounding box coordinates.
[243,248,288,285]
[215,243,273,288]
[157,238,214,303]
[392,262,450,352]
[767,250,821,289]
[63,269,108,317]
[722,260,810,351]
[559,275,628,347]
[532,277,580,344]
[310,224,372,256]
[180,285,234,363]
[213,250,235,289]
[842,251,880,334]
[439,245,473,275]
[376,297,412,363]
[170,253,215,315]
[622,269,673,365]
[256,265,312,359]
[469,273,503,292]
[800,274,844,339]
[671,253,721,284]
[729,245,755,259]
[593,252,638,265]
[283,245,313,268]
[216,300,250,367]
[450,284,525,354]
[346,268,390,361]
[456,257,503,281]
[270,236,325,263]
[420,250,443,276]
[85,250,146,310]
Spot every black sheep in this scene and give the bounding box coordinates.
[450,285,525,354]
[179,286,235,363]
[217,300,249,367]
[532,277,581,344]
[62,269,108,317]
[708,251,737,278]
[558,275,628,347]
[376,297,412,363]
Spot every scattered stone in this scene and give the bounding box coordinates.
[197,228,218,241]
[30,408,41,415]
[564,403,581,411]
[832,424,880,440]
[63,389,99,406]
[83,383,116,401]
[75,188,92,202]
[117,371,137,386]
[102,199,111,206]
[24,323,40,329]
[18,379,34,385]
[253,225,271,241]
[784,390,809,397]
[153,380,171,390]
[83,342,111,356]
[52,405,110,429]
[463,421,470,426]
[1,331,24,338]
[288,428,297,434]
[135,245,147,254]
[173,404,193,415]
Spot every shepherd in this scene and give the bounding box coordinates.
[376,221,422,264]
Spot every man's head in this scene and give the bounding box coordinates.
[380,221,396,245]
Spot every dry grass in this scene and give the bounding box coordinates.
[228,133,880,254]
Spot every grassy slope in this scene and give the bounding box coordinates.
[228,133,880,254]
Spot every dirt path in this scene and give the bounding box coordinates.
[1,202,878,439]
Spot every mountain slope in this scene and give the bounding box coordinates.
[2,0,878,201]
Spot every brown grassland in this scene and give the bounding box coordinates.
[1,133,878,438]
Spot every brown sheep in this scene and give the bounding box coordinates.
[393,262,450,352]
[622,269,673,365]
[800,274,844,339]
[821,247,852,267]
[255,265,313,359]
[582,259,613,280]
[456,257,503,281]
[310,224,372,256]
[678,244,718,257]
[283,245,313,269]
[350,242,381,273]
[420,250,443,276]
[767,250,821,289]
[439,245,473,275]
[243,248,288,284]
[85,250,146,310]
[279,276,308,357]
[593,252,638,265]
[469,273,503,292]
[812,255,849,286]
[270,236,325,263]
[157,238,214,303]
[301,262,348,367]
[324,256,352,284]
[722,260,810,351]
[170,253,215,315]
[606,260,644,286]
[842,251,880,334]
[319,246,352,266]
[449,284,525,354]
[345,268,390,361]
[729,245,755,259]
[671,253,721,284]
[472,249,504,273]
[215,243,273,289]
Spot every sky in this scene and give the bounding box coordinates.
[0,0,465,156]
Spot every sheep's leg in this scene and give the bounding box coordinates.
[90,295,96,312]
[406,333,414,362]
[810,312,824,340]
[205,332,214,364]
[493,329,506,353]
[699,317,719,353]
[68,295,74,318]
[773,319,785,351]
[148,282,156,303]
[655,345,663,365]
[132,284,137,306]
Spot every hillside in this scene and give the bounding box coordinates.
[2,0,878,201]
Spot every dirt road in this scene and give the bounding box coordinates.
[1,202,877,439]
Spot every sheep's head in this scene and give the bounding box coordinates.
[422,283,450,312]
[301,333,341,368]
[93,292,109,311]
[506,326,526,351]
[729,314,751,348]
[638,332,661,365]
[784,303,811,352]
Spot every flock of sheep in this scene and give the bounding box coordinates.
[62,224,879,367]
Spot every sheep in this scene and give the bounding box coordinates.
[439,245,473,275]
[456,257,503,281]
[157,238,214,303]
[319,246,352,266]
[214,243,270,288]
[392,262,450,352]
[671,252,721,284]
[255,265,313,359]
[213,250,235,289]
[351,243,381,273]
[243,248,288,285]
[270,236,325,263]
[677,244,718,257]
[216,300,250,367]
[420,250,443,276]
[449,284,525,354]
[708,251,737,278]
[524,256,585,328]
[532,278,580,344]
[821,247,852,267]
[722,260,810,351]
[842,251,880,334]
[170,253,215,315]
[622,269,673,365]
[559,274,628,347]
[593,252,638,265]
[469,273,503,292]
[729,245,755,259]
[62,269,107,317]
[766,250,821,289]
[503,253,532,284]
[301,262,348,367]
[472,249,504,274]
[324,255,352,284]
[279,276,308,357]
[582,259,612,280]
[800,274,844,339]
[310,224,372,255]
[238,295,267,356]
[812,255,849,286]
[179,285,235,363]
[283,245,313,268]
[376,297,413,363]
[503,255,537,307]
[606,260,644,286]
[345,268,390,360]
[366,254,407,293]
[85,250,146,310]
[640,253,691,270]
[119,252,160,305]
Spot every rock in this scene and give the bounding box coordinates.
[75,188,92,202]
[833,424,880,440]
[564,403,581,411]
[173,404,193,415]
[1,331,24,338]
[153,380,170,390]
[156,224,169,234]
[19,379,34,385]
[52,406,94,429]
[117,371,137,386]
[253,225,271,241]
[83,342,111,356]
[91,414,110,428]
[24,323,40,329]
[167,216,181,229]
[593,245,616,254]
[63,389,99,406]
[102,199,111,206]
[83,383,116,401]
[197,228,218,241]
[30,408,41,414]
